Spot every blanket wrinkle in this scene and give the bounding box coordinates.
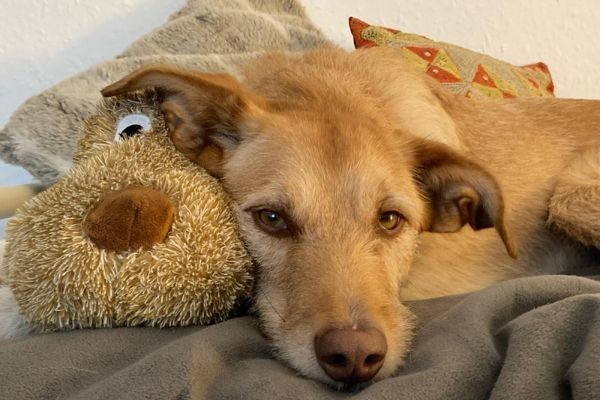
[4,274,597,400]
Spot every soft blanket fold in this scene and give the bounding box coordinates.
[1,275,599,399]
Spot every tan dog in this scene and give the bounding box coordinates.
[102,47,600,388]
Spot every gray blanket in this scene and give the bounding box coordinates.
[1,0,599,399]
[1,274,599,399]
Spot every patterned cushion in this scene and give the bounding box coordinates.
[349,17,555,99]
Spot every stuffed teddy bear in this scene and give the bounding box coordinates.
[0,90,254,333]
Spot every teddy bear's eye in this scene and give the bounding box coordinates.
[114,114,152,141]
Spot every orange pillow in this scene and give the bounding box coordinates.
[349,17,554,99]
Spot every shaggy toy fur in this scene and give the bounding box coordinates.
[1,92,253,333]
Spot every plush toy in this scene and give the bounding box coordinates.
[1,90,254,332]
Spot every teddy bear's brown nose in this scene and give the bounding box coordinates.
[82,186,176,252]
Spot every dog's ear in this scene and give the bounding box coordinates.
[411,138,518,258]
[101,64,264,177]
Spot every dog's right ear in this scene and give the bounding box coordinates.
[411,138,518,258]
[102,65,265,177]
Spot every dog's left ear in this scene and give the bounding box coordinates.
[411,138,518,258]
[101,64,265,177]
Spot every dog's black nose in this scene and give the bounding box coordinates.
[314,327,387,384]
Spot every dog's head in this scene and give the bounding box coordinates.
[102,54,515,388]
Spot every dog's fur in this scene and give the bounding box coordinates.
[102,47,600,387]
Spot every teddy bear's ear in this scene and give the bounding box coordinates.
[102,65,265,177]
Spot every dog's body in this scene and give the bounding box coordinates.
[103,47,600,388]
[399,91,600,298]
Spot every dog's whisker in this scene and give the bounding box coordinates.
[259,288,286,323]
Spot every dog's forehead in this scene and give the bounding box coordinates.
[262,108,395,158]
[242,111,394,178]
[227,111,422,223]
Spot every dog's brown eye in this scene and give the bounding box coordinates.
[379,211,403,231]
[256,209,289,233]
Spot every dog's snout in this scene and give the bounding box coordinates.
[314,327,387,384]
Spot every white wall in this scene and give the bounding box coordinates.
[0,0,187,128]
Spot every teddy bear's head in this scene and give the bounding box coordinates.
[3,91,254,330]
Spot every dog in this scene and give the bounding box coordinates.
[102,46,600,388]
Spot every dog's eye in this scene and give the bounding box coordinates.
[255,209,290,234]
[379,211,404,232]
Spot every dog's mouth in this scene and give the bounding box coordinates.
[251,285,412,389]
[327,379,374,392]
[323,374,381,392]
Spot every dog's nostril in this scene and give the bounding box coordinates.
[314,327,387,384]
[364,353,385,367]
[326,353,348,367]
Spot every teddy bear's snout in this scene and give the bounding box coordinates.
[82,186,176,252]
